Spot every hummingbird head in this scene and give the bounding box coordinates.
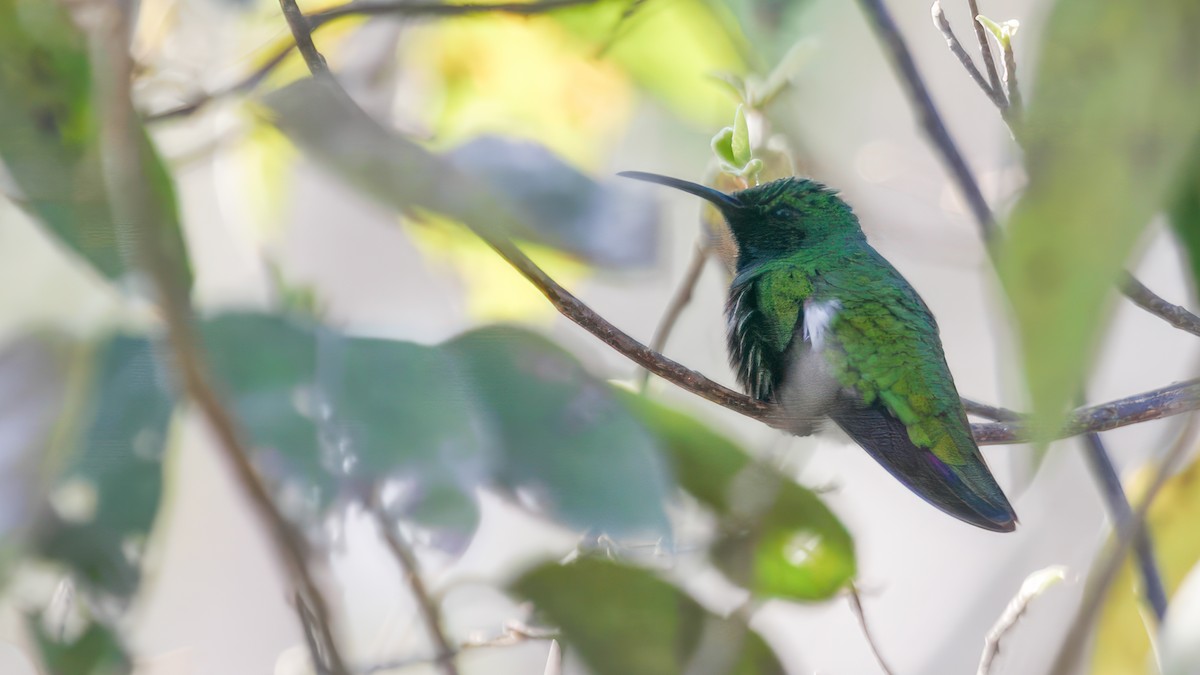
[619,172,864,269]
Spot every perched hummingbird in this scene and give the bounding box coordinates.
[621,171,1017,532]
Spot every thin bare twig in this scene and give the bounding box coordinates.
[998,34,1021,113]
[370,496,459,675]
[279,0,329,77]
[962,398,1021,423]
[1122,274,1200,338]
[1081,432,1169,621]
[90,5,347,674]
[971,378,1200,444]
[966,0,1003,100]
[855,0,999,246]
[930,1,1005,108]
[638,242,711,392]
[848,585,895,675]
[361,619,558,674]
[976,566,1067,675]
[1049,416,1198,675]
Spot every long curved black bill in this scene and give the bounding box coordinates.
[618,171,742,210]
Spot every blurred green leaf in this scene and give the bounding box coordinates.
[30,614,129,675]
[1169,147,1200,294]
[731,105,752,168]
[200,313,335,511]
[265,80,657,267]
[201,313,494,547]
[619,393,854,600]
[1161,559,1200,675]
[512,558,784,675]
[0,0,191,293]
[975,15,1019,48]
[37,336,174,600]
[446,327,671,539]
[996,0,1200,439]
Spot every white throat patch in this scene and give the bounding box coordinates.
[803,299,841,351]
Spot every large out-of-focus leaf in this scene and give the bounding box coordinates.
[1169,146,1200,295]
[0,335,73,586]
[996,0,1200,439]
[200,313,334,511]
[445,136,657,268]
[1091,451,1200,675]
[1161,559,1200,675]
[30,614,129,675]
[0,0,192,292]
[264,79,657,267]
[201,313,493,546]
[512,558,784,675]
[619,392,854,600]
[446,328,671,539]
[326,335,493,548]
[37,336,174,600]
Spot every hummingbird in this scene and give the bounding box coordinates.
[621,171,1017,532]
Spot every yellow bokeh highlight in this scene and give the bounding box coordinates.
[1092,445,1200,675]
[405,217,587,323]
[406,15,635,168]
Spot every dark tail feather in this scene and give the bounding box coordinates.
[829,399,1017,533]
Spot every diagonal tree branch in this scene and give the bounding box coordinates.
[1049,417,1197,674]
[92,4,348,674]
[1080,432,1168,620]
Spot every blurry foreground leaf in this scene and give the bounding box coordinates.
[1169,146,1200,295]
[619,392,854,600]
[1161,560,1200,675]
[447,328,671,539]
[512,558,784,675]
[0,0,191,293]
[445,136,658,268]
[997,0,1200,440]
[1092,451,1200,675]
[37,336,174,600]
[30,614,129,675]
[265,79,657,267]
[201,313,493,549]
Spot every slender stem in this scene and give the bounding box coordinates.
[1049,417,1197,675]
[962,398,1021,423]
[638,242,711,392]
[371,494,459,675]
[930,1,1005,108]
[848,586,895,675]
[971,378,1200,444]
[998,36,1021,114]
[1121,274,1200,338]
[279,0,329,77]
[1080,432,1168,621]
[90,5,347,674]
[966,0,1004,100]
[976,566,1067,675]
[855,0,999,247]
